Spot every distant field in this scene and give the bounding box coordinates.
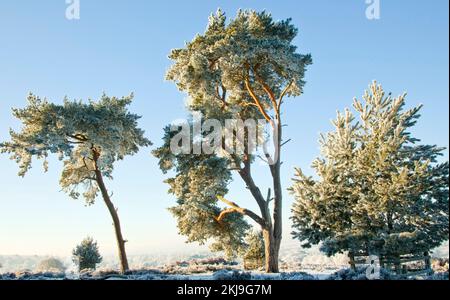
[1,242,448,275]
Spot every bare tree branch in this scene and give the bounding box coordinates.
[280,138,292,147]
[216,195,267,228]
[244,66,273,125]
[277,80,293,111]
[254,69,278,116]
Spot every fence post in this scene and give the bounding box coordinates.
[394,255,401,274]
[348,252,356,271]
[424,251,432,274]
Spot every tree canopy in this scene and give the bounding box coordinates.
[154,126,250,258]
[1,93,151,204]
[166,8,311,125]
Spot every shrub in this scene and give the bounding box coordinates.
[36,258,66,273]
[72,237,103,271]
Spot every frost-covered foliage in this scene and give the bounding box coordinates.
[428,271,449,280]
[290,82,449,258]
[166,9,311,122]
[0,93,151,274]
[72,237,103,271]
[432,241,449,258]
[327,266,394,280]
[161,257,238,275]
[0,93,151,204]
[279,272,316,280]
[155,8,311,272]
[431,258,449,273]
[1,271,67,280]
[1,253,446,280]
[35,258,66,273]
[250,272,316,280]
[154,126,250,258]
[243,231,265,270]
[212,270,252,280]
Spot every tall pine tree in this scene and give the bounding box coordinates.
[1,94,151,273]
[154,9,311,272]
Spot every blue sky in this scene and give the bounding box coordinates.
[0,0,448,256]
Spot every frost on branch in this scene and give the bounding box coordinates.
[0,93,151,205]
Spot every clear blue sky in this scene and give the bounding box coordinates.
[0,0,448,256]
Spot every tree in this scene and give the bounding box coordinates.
[154,131,251,260]
[36,258,66,273]
[72,237,103,271]
[154,9,312,272]
[243,230,265,270]
[1,93,151,274]
[290,82,449,263]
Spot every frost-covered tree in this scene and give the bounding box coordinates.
[155,9,311,272]
[243,230,265,270]
[72,237,102,271]
[290,82,449,262]
[36,258,66,273]
[155,129,251,260]
[1,93,151,274]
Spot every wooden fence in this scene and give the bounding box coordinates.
[349,251,433,278]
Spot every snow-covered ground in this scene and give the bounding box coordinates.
[0,244,348,275]
[1,242,448,280]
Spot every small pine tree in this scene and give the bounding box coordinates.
[36,258,66,273]
[290,82,449,261]
[72,237,102,271]
[243,231,265,270]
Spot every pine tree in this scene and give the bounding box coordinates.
[243,231,265,270]
[72,237,102,271]
[290,82,449,261]
[1,94,151,274]
[154,9,311,272]
[154,128,251,259]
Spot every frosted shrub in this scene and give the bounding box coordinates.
[243,231,265,270]
[212,270,251,280]
[72,237,102,272]
[36,258,66,273]
[328,266,394,280]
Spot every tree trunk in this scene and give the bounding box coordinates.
[262,228,280,273]
[424,251,432,275]
[271,159,283,270]
[265,120,283,273]
[235,117,284,273]
[94,168,129,274]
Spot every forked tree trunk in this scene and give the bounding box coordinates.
[94,167,129,274]
[235,112,284,273]
[262,121,283,273]
[253,123,283,273]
